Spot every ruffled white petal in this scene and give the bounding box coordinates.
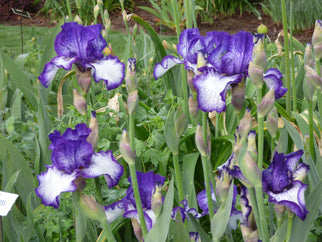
[81,151,123,188]
[90,56,125,90]
[35,166,78,208]
[105,200,126,224]
[38,62,59,88]
[52,56,77,70]
[124,209,156,231]
[153,56,184,79]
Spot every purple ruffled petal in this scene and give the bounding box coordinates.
[172,199,202,222]
[90,55,125,90]
[153,55,184,79]
[177,28,203,63]
[193,67,242,112]
[81,150,123,188]
[263,68,287,99]
[197,184,216,216]
[105,199,127,223]
[38,62,60,88]
[123,209,156,231]
[293,162,310,181]
[35,166,79,208]
[267,181,308,221]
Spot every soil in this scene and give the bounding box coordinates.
[0,0,314,44]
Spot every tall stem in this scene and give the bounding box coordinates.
[290,0,296,112]
[173,153,185,204]
[281,0,291,115]
[285,210,294,242]
[248,188,263,240]
[255,187,269,242]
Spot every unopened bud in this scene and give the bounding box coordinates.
[162,40,170,49]
[312,20,322,60]
[215,170,231,203]
[231,79,246,112]
[105,19,111,33]
[87,111,99,150]
[257,88,275,118]
[73,89,87,115]
[93,5,100,20]
[189,95,199,119]
[305,65,322,89]
[132,23,138,38]
[187,70,196,93]
[97,0,103,8]
[252,35,267,69]
[174,105,188,138]
[125,58,137,93]
[74,15,82,25]
[76,68,92,94]
[238,109,252,141]
[257,24,268,34]
[149,57,154,66]
[151,182,163,217]
[195,124,211,156]
[127,90,139,114]
[241,225,259,242]
[122,10,128,23]
[303,76,314,101]
[131,218,143,242]
[304,43,314,68]
[274,204,285,221]
[248,62,264,88]
[266,107,278,138]
[304,134,310,155]
[120,129,135,165]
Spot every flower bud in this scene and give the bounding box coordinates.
[195,124,211,156]
[189,95,199,119]
[274,204,285,222]
[252,35,267,69]
[74,15,83,25]
[73,89,87,115]
[76,68,92,94]
[257,24,268,34]
[87,111,99,150]
[215,170,231,203]
[304,43,314,68]
[97,0,103,8]
[131,218,143,242]
[127,90,139,114]
[231,79,246,112]
[151,182,163,217]
[304,65,322,89]
[162,40,170,50]
[125,58,137,93]
[241,225,259,242]
[303,75,314,101]
[303,134,310,155]
[93,5,100,20]
[120,129,135,165]
[174,105,188,138]
[105,19,111,33]
[132,23,138,38]
[238,109,252,142]
[257,88,275,118]
[187,69,196,93]
[266,106,278,139]
[248,62,264,88]
[312,20,322,60]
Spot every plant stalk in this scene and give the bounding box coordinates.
[173,153,185,204]
[248,187,263,240]
[255,186,269,242]
[290,0,296,112]
[285,210,294,242]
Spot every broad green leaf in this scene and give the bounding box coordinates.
[270,218,287,242]
[76,211,87,242]
[171,216,190,242]
[4,169,21,193]
[10,89,22,120]
[145,179,174,242]
[27,194,45,242]
[282,117,304,150]
[182,153,199,201]
[0,133,36,208]
[164,108,179,154]
[290,180,322,242]
[211,181,234,241]
[188,214,211,242]
[1,52,38,110]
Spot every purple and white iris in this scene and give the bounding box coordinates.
[35,123,123,209]
[105,171,165,231]
[262,150,310,220]
[171,199,202,222]
[38,22,125,90]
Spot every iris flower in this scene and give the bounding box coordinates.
[38,22,125,90]
[262,150,310,220]
[171,199,202,222]
[35,123,123,208]
[105,171,165,231]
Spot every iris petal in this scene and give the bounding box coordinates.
[81,150,123,188]
[90,55,125,90]
[105,200,126,224]
[153,55,184,79]
[123,209,156,231]
[263,68,287,99]
[35,166,79,208]
[267,181,308,221]
[38,62,60,88]
[193,68,242,112]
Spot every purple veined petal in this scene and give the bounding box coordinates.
[263,68,287,99]
[197,183,216,215]
[284,150,304,172]
[172,199,202,222]
[193,68,242,112]
[220,31,253,76]
[105,199,126,224]
[240,186,252,226]
[90,55,125,90]
[52,56,77,70]
[153,55,184,79]
[123,209,156,231]
[81,150,123,188]
[35,165,79,208]
[48,130,62,150]
[38,62,60,88]
[62,123,91,141]
[267,180,308,221]
[172,207,186,222]
[177,28,202,62]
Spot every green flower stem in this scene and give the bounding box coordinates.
[129,112,135,154]
[215,112,219,138]
[66,0,72,19]
[173,153,185,205]
[281,0,291,115]
[285,210,294,242]
[308,101,315,160]
[99,221,116,242]
[129,163,148,237]
[271,137,276,156]
[257,86,264,169]
[255,186,269,242]
[248,187,263,240]
[183,0,193,28]
[181,67,190,121]
[290,0,297,112]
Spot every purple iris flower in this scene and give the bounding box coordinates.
[105,171,165,231]
[38,22,125,89]
[262,150,310,220]
[35,123,123,208]
[171,199,202,222]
